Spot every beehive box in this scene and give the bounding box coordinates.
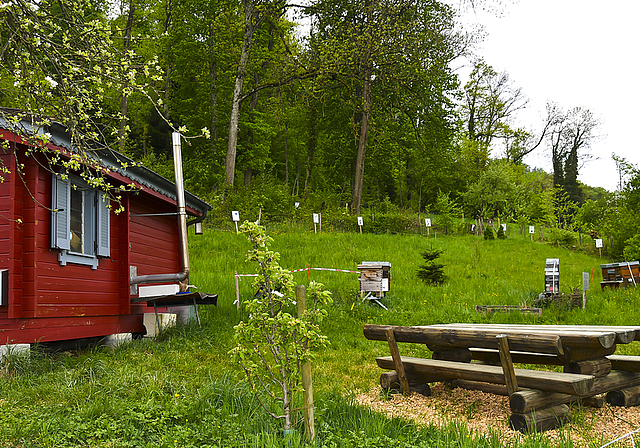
[601,261,639,289]
[358,262,391,297]
[544,258,560,294]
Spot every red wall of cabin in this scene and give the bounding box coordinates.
[0,149,12,273]
[0,135,192,343]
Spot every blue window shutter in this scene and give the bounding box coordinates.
[51,174,71,250]
[96,192,110,257]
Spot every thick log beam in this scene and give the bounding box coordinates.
[609,355,640,372]
[376,356,594,396]
[364,324,565,357]
[380,372,432,396]
[426,324,617,349]
[510,371,640,413]
[564,358,611,377]
[439,324,638,344]
[432,348,472,363]
[450,379,509,396]
[470,345,616,365]
[563,345,617,363]
[509,405,571,433]
[606,385,640,407]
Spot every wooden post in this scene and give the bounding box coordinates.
[235,221,239,234]
[296,285,315,441]
[319,213,322,233]
[497,334,518,396]
[385,327,410,395]
[234,272,240,312]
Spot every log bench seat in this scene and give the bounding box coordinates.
[376,355,595,396]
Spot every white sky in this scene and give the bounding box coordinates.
[458,0,640,191]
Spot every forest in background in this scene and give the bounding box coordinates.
[1,0,639,261]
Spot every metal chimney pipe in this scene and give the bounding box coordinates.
[130,132,190,289]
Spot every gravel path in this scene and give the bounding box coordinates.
[355,383,640,446]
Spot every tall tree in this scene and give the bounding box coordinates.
[460,59,527,174]
[309,0,464,213]
[548,105,599,204]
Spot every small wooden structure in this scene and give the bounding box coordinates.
[475,305,542,316]
[358,262,391,309]
[600,261,639,290]
[365,323,640,433]
[0,113,213,345]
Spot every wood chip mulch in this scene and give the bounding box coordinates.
[355,384,640,447]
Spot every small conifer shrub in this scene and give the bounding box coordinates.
[497,225,507,239]
[417,248,447,285]
[483,226,495,240]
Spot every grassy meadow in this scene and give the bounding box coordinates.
[1,225,640,447]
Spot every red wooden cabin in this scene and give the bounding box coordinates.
[0,115,211,345]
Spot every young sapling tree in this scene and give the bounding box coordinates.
[417,248,447,286]
[231,221,332,433]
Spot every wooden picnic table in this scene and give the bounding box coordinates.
[364,323,640,433]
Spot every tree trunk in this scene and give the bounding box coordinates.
[118,0,136,153]
[225,0,259,188]
[208,24,219,145]
[352,57,372,214]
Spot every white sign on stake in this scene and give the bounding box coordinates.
[583,272,590,291]
[294,202,300,208]
[357,216,363,226]
[232,211,240,222]
[502,223,507,232]
[595,239,603,248]
[425,218,432,227]
[313,213,319,224]
[529,225,535,234]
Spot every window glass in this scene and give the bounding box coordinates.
[70,187,84,253]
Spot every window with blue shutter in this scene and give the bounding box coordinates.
[51,174,111,269]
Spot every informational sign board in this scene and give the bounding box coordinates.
[425,218,432,227]
[232,211,240,222]
[357,216,364,226]
[502,223,507,232]
[529,226,535,234]
[583,272,590,291]
[313,213,319,224]
[595,239,603,248]
[294,202,300,208]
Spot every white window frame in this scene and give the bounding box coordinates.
[51,174,110,269]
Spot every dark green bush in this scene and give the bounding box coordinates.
[483,226,495,240]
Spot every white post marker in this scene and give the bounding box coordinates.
[232,210,240,233]
[502,223,507,233]
[529,225,535,241]
[425,218,431,237]
[357,216,363,234]
[313,213,319,233]
[582,272,589,309]
[595,238,603,258]
[295,202,300,208]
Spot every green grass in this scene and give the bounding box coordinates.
[0,227,639,447]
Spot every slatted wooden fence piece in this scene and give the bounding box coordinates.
[366,323,640,433]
